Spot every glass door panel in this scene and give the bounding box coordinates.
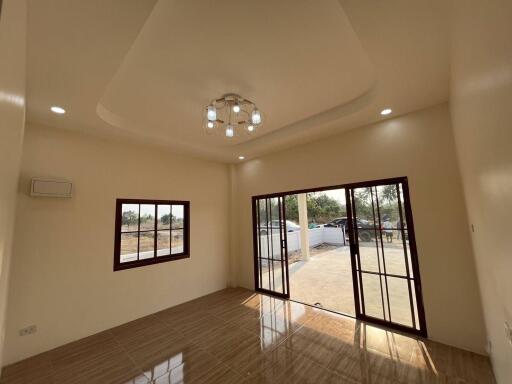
[253,196,290,298]
[346,179,426,336]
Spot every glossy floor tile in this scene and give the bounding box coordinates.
[0,288,495,384]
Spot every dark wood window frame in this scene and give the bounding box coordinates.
[114,199,190,271]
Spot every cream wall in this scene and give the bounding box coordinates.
[451,0,512,382]
[233,104,487,354]
[3,123,231,365]
[0,0,27,369]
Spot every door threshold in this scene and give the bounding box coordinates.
[288,298,357,319]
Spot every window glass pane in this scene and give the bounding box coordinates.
[272,260,285,295]
[376,185,400,233]
[157,230,170,257]
[157,205,171,230]
[140,204,155,231]
[352,187,374,223]
[121,204,139,232]
[261,257,270,291]
[411,284,420,330]
[361,273,384,319]
[383,238,409,276]
[171,229,184,254]
[172,205,184,229]
[359,242,380,273]
[120,233,138,263]
[387,277,413,327]
[139,231,155,259]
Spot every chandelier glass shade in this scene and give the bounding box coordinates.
[204,94,262,138]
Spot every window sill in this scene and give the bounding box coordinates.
[113,253,189,271]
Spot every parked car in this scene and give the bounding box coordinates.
[324,217,349,228]
[324,217,377,242]
[259,220,300,235]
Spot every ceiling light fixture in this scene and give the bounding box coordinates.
[51,106,66,114]
[238,156,245,160]
[226,125,234,138]
[380,108,392,116]
[204,94,261,138]
[207,105,217,121]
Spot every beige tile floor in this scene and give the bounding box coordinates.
[0,288,495,384]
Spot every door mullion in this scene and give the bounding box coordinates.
[374,186,392,323]
[396,183,417,329]
[345,188,361,317]
[265,199,271,291]
[257,199,263,290]
[281,196,290,297]
[349,188,366,317]
[369,186,387,321]
[278,197,285,296]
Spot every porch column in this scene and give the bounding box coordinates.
[298,193,310,261]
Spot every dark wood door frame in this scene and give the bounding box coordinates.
[345,178,427,337]
[252,196,290,299]
[251,176,427,337]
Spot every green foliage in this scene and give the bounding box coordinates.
[140,213,154,223]
[285,194,345,224]
[154,213,183,226]
[122,211,182,227]
[257,184,401,226]
[160,213,171,225]
[122,210,138,227]
[353,185,400,223]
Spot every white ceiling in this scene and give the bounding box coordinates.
[26,0,450,163]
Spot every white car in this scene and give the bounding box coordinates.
[259,220,300,235]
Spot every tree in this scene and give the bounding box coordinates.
[160,213,171,225]
[353,185,400,223]
[140,213,154,224]
[122,210,138,228]
[160,213,183,227]
[379,185,397,204]
[284,193,345,224]
[285,195,299,222]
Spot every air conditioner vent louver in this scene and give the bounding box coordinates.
[30,178,73,198]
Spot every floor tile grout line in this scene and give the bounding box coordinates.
[107,329,154,383]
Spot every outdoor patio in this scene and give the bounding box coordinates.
[287,240,416,327]
[288,245,355,315]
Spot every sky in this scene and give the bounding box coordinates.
[309,188,346,206]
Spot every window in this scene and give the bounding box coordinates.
[114,199,190,271]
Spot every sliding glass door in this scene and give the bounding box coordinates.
[252,196,290,298]
[345,178,426,336]
[252,177,427,336]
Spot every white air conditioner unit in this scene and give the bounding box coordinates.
[30,178,73,198]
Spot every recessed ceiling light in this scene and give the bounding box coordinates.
[51,106,66,114]
[380,108,392,116]
[238,156,245,160]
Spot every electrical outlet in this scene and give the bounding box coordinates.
[485,340,492,354]
[505,322,512,346]
[19,325,37,336]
